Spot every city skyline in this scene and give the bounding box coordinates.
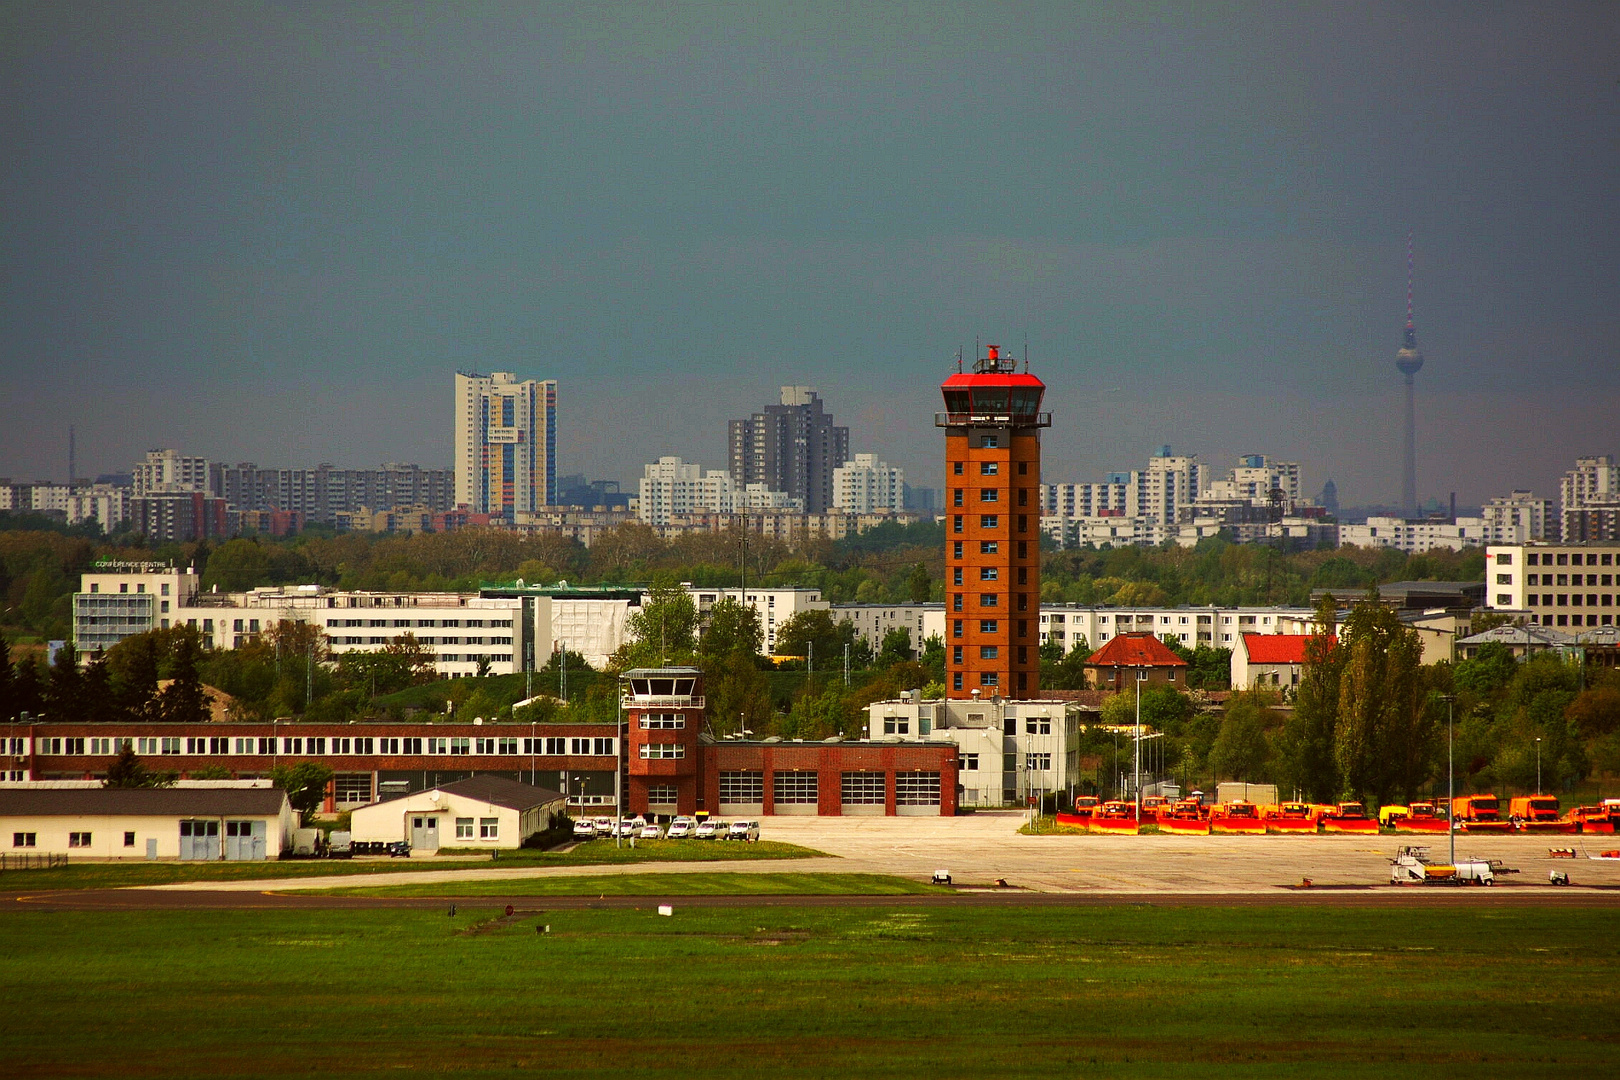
[3,6,1617,506]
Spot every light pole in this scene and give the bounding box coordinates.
[1535,737,1542,796]
[1134,667,1145,818]
[1441,693,1456,866]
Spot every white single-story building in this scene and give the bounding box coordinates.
[350,775,566,851]
[0,787,294,860]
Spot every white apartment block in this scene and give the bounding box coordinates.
[1040,479,1131,518]
[1040,514,1162,549]
[868,696,1080,808]
[1485,543,1620,629]
[636,458,803,525]
[76,569,527,678]
[1135,449,1205,523]
[1203,454,1303,507]
[133,450,211,496]
[453,371,557,519]
[829,603,946,655]
[1482,490,1555,544]
[688,586,828,656]
[833,454,905,513]
[1038,604,1316,652]
[1339,516,1490,552]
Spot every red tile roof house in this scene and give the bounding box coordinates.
[1231,633,1335,690]
[1082,633,1189,690]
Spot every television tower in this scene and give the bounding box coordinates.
[1394,232,1424,516]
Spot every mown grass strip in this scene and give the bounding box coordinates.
[0,839,826,891]
[310,871,941,897]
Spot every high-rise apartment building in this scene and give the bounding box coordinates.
[454,372,557,520]
[729,387,849,514]
[833,454,905,513]
[1134,447,1205,523]
[1560,455,1620,543]
[132,449,211,496]
[1482,490,1556,544]
[939,346,1048,699]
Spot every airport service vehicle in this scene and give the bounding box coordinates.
[1566,803,1620,834]
[573,820,597,840]
[1082,801,1141,834]
[728,820,761,842]
[1209,801,1266,835]
[1156,798,1210,835]
[1070,796,1100,819]
[666,820,694,839]
[1321,802,1379,834]
[1263,802,1320,833]
[1453,794,1513,833]
[1510,795,1577,834]
[695,820,724,839]
[1389,801,1450,834]
[1140,795,1170,822]
[1389,845,1494,886]
[639,824,663,840]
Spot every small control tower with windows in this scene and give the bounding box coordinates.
[937,346,1050,699]
[623,667,705,816]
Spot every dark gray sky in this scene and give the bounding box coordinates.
[4,2,1617,507]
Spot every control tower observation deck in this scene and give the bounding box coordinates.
[936,346,1051,700]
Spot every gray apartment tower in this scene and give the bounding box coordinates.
[728,387,849,514]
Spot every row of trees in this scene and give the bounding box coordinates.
[1148,593,1620,805]
[5,517,1494,653]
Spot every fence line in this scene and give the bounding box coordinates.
[0,852,68,872]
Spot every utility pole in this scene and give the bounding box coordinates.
[1442,693,1456,866]
[843,642,850,688]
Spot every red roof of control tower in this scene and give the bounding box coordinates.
[938,345,1050,428]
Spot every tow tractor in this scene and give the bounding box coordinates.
[1389,845,1495,886]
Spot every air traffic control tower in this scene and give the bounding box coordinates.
[938,345,1051,699]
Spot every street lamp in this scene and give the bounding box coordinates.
[1535,737,1542,796]
[1440,694,1456,866]
[1134,667,1146,818]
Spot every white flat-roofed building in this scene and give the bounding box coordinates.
[830,603,945,655]
[1340,516,1489,552]
[1485,543,1620,629]
[1482,490,1555,543]
[636,457,802,524]
[688,586,828,656]
[1038,604,1317,652]
[867,696,1079,808]
[833,454,905,513]
[133,449,212,496]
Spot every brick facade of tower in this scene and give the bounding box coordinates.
[938,347,1049,699]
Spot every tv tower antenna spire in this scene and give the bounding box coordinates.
[1394,230,1425,516]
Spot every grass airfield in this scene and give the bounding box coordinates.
[5,903,1618,1078]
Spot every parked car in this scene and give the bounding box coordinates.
[614,820,639,838]
[639,823,663,840]
[573,820,598,840]
[326,830,353,858]
[666,820,694,839]
[728,820,761,842]
[386,840,411,858]
[695,820,724,839]
[593,817,616,835]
